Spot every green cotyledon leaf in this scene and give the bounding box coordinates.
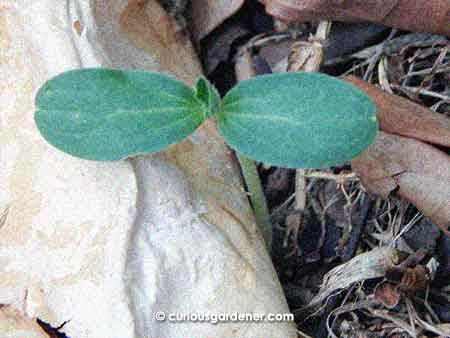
[35,68,208,161]
[217,72,378,169]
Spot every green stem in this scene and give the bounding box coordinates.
[237,153,272,251]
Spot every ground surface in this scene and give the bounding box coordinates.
[194,1,450,337]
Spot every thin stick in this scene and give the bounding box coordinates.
[302,171,358,183]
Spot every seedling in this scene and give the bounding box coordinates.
[35,69,378,248]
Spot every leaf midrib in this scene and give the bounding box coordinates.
[40,108,202,137]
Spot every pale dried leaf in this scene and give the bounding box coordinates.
[309,246,398,307]
[0,1,296,338]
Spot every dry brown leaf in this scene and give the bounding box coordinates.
[120,0,202,85]
[345,76,450,148]
[188,0,245,43]
[260,0,450,37]
[352,132,450,235]
[263,0,398,23]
